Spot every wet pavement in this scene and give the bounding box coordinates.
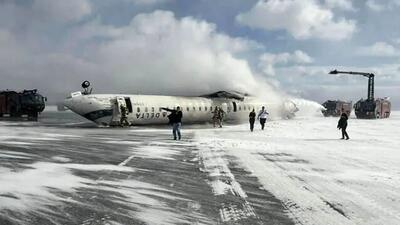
[0,111,294,225]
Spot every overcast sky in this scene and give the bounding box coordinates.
[0,0,399,108]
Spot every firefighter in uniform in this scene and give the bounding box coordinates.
[217,107,225,128]
[120,105,130,127]
[212,107,219,128]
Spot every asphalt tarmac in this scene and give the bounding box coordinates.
[0,111,294,225]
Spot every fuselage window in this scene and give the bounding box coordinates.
[199,107,202,111]
[244,105,247,111]
[193,106,196,111]
[145,107,148,112]
[151,107,155,112]
[137,107,140,113]
[205,106,207,111]
[239,106,241,111]
[210,106,213,111]
[186,107,190,111]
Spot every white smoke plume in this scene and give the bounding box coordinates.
[0,4,321,117]
[0,9,264,98]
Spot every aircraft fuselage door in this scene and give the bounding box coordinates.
[111,96,127,125]
[125,97,133,113]
[116,96,127,112]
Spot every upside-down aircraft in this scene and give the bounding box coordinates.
[63,81,298,126]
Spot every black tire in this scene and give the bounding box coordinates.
[82,80,91,89]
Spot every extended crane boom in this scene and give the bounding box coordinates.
[329,69,374,101]
[328,69,390,119]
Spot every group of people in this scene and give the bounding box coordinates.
[249,106,269,132]
[161,105,272,141]
[160,105,351,141]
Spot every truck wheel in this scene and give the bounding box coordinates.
[28,112,38,121]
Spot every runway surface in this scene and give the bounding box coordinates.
[0,111,293,225]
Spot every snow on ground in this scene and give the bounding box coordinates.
[1,110,399,224]
[133,144,181,160]
[0,118,215,225]
[0,161,135,211]
[195,111,400,225]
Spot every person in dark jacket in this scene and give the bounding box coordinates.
[249,109,256,132]
[337,113,349,140]
[162,106,183,140]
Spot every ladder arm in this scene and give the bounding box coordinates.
[329,69,374,78]
[329,69,375,101]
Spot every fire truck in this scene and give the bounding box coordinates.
[329,70,391,119]
[0,89,46,121]
[321,100,352,117]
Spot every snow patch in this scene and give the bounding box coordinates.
[197,137,257,222]
[63,163,135,172]
[0,162,90,211]
[0,162,134,211]
[134,145,180,160]
[98,180,193,225]
[51,156,71,162]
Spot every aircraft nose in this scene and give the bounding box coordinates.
[63,92,84,113]
[63,98,75,111]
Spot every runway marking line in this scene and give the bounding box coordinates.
[118,155,135,167]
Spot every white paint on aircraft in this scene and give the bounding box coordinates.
[64,91,297,126]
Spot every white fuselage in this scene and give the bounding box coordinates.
[64,92,293,126]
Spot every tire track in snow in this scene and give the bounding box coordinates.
[197,134,354,225]
[197,137,261,224]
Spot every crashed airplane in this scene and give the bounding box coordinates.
[64,81,298,126]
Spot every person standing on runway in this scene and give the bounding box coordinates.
[162,106,183,140]
[337,112,350,140]
[257,106,269,130]
[249,109,256,132]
